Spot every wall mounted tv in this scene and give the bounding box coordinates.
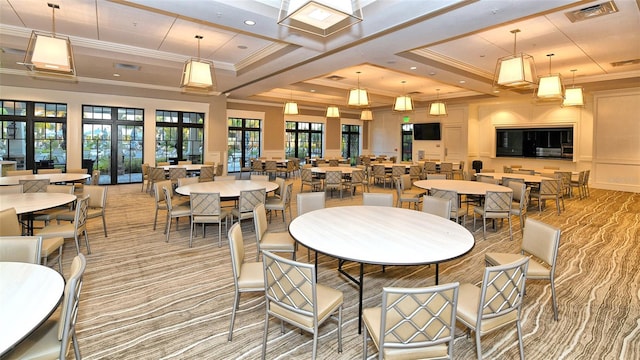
[413,123,441,140]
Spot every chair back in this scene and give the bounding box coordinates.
[539,179,560,196]
[74,195,91,233]
[149,167,166,181]
[477,257,529,327]
[154,180,172,204]
[19,179,50,193]
[297,192,325,215]
[522,219,561,268]
[199,166,215,182]
[253,203,268,241]
[377,283,459,358]
[0,236,42,264]
[423,161,437,174]
[262,250,317,320]
[162,186,174,211]
[178,176,199,187]
[301,168,314,182]
[422,195,452,219]
[238,189,266,214]
[440,162,453,173]
[91,169,101,185]
[483,191,513,214]
[372,164,386,177]
[427,174,447,180]
[0,208,22,236]
[392,165,405,178]
[362,193,393,207]
[329,159,339,167]
[272,177,286,197]
[351,169,365,184]
[514,169,535,175]
[409,164,421,179]
[264,160,278,172]
[502,177,524,188]
[507,181,526,203]
[251,175,269,182]
[178,160,192,165]
[168,167,187,181]
[0,185,23,194]
[190,192,222,216]
[325,171,342,185]
[430,188,460,219]
[6,170,33,176]
[38,168,62,174]
[58,254,87,359]
[252,159,264,172]
[477,175,499,184]
[228,223,246,284]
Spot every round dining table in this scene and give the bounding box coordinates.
[289,205,474,333]
[0,173,91,186]
[0,262,65,356]
[475,172,552,184]
[413,179,511,195]
[310,166,360,175]
[175,180,278,199]
[0,192,77,214]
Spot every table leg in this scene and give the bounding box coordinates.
[435,263,439,285]
[337,261,365,334]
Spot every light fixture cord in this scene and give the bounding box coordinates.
[50,3,58,36]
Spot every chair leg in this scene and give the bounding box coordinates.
[102,215,108,237]
[475,330,483,360]
[261,309,270,358]
[516,319,525,360]
[551,277,558,321]
[228,290,239,341]
[83,230,91,254]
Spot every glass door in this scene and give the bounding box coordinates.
[117,124,143,184]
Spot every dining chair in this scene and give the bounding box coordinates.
[148,167,166,194]
[140,163,150,192]
[231,188,266,226]
[253,203,296,261]
[395,175,423,209]
[501,176,523,187]
[583,169,591,197]
[300,168,322,192]
[422,195,452,219]
[4,253,87,360]
[348,169,368,195]
[486,218,561,320]
[198,165,215,182]
[0,184,23,194]
[530,178,561,214]
[261,250,343,360]
[162,186,191,243]
[153,180,172,231]
[455,257,529,360]
[324,170,346,198]
[265,181,293,226]
[33,184,75,226]
[409,164,422,182]
[430,188,465,224]
[452,160,465,180]
[1,207,64,272]
[0,235,42,264]
[19,178,50,193]
[168,167,187,189]
[422,161,437,177]
[362,193,393,207]
[263,160,278,179]
[238,158,253,179]
[362,282,460,360]
[269,176,286,200]
[37,168,63,174]
[278,160,295,178]
[178,160,192,165]
[6,169,33,176]
[391,165,405,185]
[426,173,447,180]
[554,171,573,198]
[473,190,513,240]
[296,192,326,261]
[227,223,264,341]
[570,170,586,199]
[372,164,391,189]
[190,192,229,247]
[57,185,108,237]
[250,174,269,182]
[439,162,453,179]
[252,159,264,175]
[91,169,101,185]
[157,161,170,166]
[36,194,91,255]
[508,182,531,229]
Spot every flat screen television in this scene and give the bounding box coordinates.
[413,123,441,140]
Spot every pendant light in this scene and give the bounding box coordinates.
[494,29,536,88]
[181,35,215,91]
[393,81,413,112]
[326,105,340,118]
[536,53,564,102]
[563,69,584,107]
[283,90,299,115]
[360,109,373,121]
[429,89,447,116]
[23,3,76,76]
[347,71,369,107]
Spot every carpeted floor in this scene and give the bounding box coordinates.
[49,176,639,359]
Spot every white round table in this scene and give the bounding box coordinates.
[0,192,77,214]
[0,173,91,186]
[175,180,278,198]
[310,166,360,175]
[414,179,511,195]
[289,205,474,332]
[475,172,552,184]
[0,262,65,356]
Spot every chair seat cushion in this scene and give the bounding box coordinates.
[456,283,517,335]
[363,307,448,360]
[261,232,295,251]
[192,209,229,223]
[41,236,64,257]
[35,223,75,239]
[269,284,342,330]
[4,318,61,359]
[170,205,191,217]
[486,253,550,279]
[238,262,264,290]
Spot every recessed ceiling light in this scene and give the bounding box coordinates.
[238,45,248,50]
[244,20,256,26]
[310,89,316,93]
[113,73,120,77]
[410,66,417,70]
[459,80,466,84]
[429,72,436,76]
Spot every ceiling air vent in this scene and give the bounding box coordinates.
[114,63,141,71]
[611,59,640,67]
[326,75,345,81]
[565,1,619,22]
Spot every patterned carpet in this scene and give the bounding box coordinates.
[49,177,639,359]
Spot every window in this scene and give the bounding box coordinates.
[83,105,144,184]
[227,117,260,172]
[285,121,323,161]
[341,124,360,163]
[156,110,204,164]
[1,100,66,171]
[496,127,573,159]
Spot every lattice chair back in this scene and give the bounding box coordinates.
[19,179,50,193]
[238,189,266,213]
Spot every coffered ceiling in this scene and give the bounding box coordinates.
[1,0,638,110]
